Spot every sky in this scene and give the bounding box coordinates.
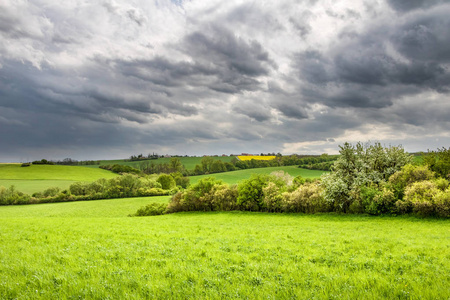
[0,0,449,162]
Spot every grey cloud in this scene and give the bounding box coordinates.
[393,9,450,63]
[232,104,272,122]
[276,103,308,120]
[225,3,284,32]
[182,26,275,77]
[294,5,450,110]
[387,0,449,12]
[118,26,275,95]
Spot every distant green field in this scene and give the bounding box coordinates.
[0,196,170,218]
[0,199,448,299]
[0,180,78,195]
[190,166,326,185]
[82,156,236,171]
[0,164,117,194]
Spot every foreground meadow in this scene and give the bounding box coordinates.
[0,198,449,299]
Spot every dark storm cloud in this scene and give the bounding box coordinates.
[116,26,275,95]
[387,0,449,12]
[293,3,450,110]
[182,26,275,78]
[275,102,308,120]
[393,9,450,64]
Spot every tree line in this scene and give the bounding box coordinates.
[133,143,450,218]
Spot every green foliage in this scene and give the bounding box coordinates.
[433,189,450,217]
[0,185,31,205]
[32,159,54,165]
[237,174,272,211]
[282,183,329,213]
[131,203,167,216]
[3,174,170,206]
[321,142,412,212]
[404,181,441,217]
[423,147,450,179]
[389,164,435,200]
[100,164,141,175]
[166,178,229,213]
[157,174,176,190]
[170,172,190,189]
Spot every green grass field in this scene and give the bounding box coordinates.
[83,156,237,171]
[0,164,117,194]
[190,166,326,185]
[0,197,448,299]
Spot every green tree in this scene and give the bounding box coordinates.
[169,157,184,173]
[210,160,226,173]
[237,174,272,211]
[321,142,412,212]
[201,156,215,174]
[157,174,176,190]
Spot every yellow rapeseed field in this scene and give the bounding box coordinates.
[237,156,276,161]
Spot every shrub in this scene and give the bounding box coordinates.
[282,183,329,213]
[211,184,238,211]
[131,203,167,216]
[404,181,440,217]
[237,174,272,211]
[0,185,31,205]
[69,182,87,196]
[434,189,450,218]
[263,182,284,212]
[434,178,449,191]
[42,187,60,197]
[165,178,237,213]
[170,172,190,189]
[100,164,141,174]
[423,147,450,179]
[388,164,435,200]
[157,174,176,190]
[359,185,396,215]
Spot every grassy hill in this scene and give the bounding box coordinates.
[189,166,326,185]
[0,164,117,194]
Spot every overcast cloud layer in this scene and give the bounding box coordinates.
[1,0,449,161]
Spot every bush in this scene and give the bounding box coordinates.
[165,178,237,213]
[388,164,435,200]
[263,182,284,212]
[170,172,190,189]
[157,174,176,190]
[359,185,396,215]
[100,164,141,174]
[282,183,329,213]
[423,147,450,179]
[42,187,60,197]
[434,189,450,218]
[404,181,440,217]
[0,185,31,205]
[237,174,272,211]
[131,203,167,216]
